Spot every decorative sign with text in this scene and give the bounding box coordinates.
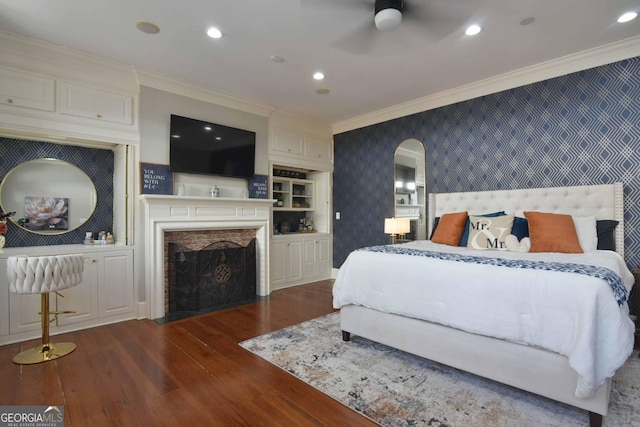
[248,175,268,199]
[140,162,173,195]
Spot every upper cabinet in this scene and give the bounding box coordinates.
[0,67,138,145]
[269,127,333,171]
[272,129,305,156]
[0,33,140,146]
[0,68,55,112]
[58,81,133,125]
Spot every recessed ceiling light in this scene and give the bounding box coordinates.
[617,11,637,23]
[465,24,481,36]
[206,27,223,39]
[270,55,285,63]
[315,88,330,95]
[313,72,325,80]
[135,21,160,35]
[204,126,212,131]
[520,17,535,26]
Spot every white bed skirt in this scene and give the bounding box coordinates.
[340,304,611,416]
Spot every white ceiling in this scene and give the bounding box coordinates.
[0,0,639,128]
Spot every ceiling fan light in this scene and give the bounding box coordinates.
[375,8,402,31]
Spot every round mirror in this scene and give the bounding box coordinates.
[0,158,97,235]
[394,139,426,240]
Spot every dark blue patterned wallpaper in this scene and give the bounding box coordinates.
[334,57,640,269]
[0,138,114,247]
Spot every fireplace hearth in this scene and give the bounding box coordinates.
[166,239,257,321]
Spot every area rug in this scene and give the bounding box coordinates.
[240,313,640,427]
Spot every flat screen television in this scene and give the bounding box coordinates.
[169,114,256,179]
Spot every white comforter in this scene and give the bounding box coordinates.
[332,241,635,398]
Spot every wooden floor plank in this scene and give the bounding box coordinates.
[0,280,377,426]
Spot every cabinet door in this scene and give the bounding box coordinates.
[305,137,333,162]
[303,237,331,280]
[302,239,317,279]
[287,240,303,282]
[0,67,55,111]
[272,129,304,155]
[58,81,133,125]
[98,251,134,317]
[270,239,303,288]
[270,241,287,286]
[9,292,46,334]
[56,256,98,326]
[316,237,331,277]
[0,259,7,337]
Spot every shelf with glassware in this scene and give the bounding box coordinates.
[272,178,315,211]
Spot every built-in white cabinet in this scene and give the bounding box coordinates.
[272,129,304,156]
[302,236,330,281]
[271,238,303,288]
[0,246,135,346]
[0,64,138,145]
[57,81,134,125]
[8,255,98,333]
[270,127,333,171]
[305,136,333,162]
[272,176,315,211]
[271,233,331,290]
[0,67,55,112]
[98,250,134,317]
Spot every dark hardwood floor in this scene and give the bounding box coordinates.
[0,280,377,426]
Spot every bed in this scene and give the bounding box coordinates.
[333,183,635,427]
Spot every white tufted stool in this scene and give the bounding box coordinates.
[7,254,84,364]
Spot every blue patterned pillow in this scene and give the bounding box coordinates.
[429,217,440,240]
[596,220,619,251]
[512,216,529,240]
[459,211,505,246]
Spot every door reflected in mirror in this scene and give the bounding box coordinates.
[394,139,426,240]
[0,158,97,235]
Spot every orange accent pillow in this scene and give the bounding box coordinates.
[523,211,584,253]
[431,211,468,246]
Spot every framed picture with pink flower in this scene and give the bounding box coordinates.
[24,196,69,230]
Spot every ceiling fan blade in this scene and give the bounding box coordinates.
[299,0,372,13]
[331,19,381,55]
[403,0,483,42]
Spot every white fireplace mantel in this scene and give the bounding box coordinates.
[139,195,276,319]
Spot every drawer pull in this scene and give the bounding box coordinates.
[6,98,13,104]
[96,113,102,118]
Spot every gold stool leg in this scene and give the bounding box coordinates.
[12,293,77,365]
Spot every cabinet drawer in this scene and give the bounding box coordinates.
[58,81,133,124]
[0,68,55,111]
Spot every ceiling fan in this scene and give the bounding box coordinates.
[301,0,479,55]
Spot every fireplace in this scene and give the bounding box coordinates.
[166,238,257,319]
[139,195,274,320]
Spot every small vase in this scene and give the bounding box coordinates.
[0,235,5,249]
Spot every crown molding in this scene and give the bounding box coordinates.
[134,67,276,118]
[332,35,640,135]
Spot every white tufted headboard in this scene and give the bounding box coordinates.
[428,183,624,257]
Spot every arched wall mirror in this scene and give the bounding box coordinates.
[394,139,426,240]
[0,158,97,235]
